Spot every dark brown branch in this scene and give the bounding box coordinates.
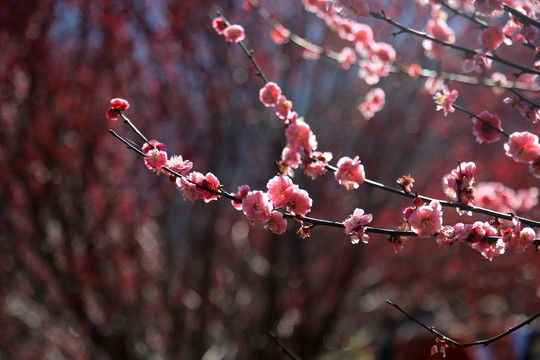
[268,331,303,360]
[504,4,540,30]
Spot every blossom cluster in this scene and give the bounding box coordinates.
[212,17,246,43]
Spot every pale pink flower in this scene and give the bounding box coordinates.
[354,23,374,49]
[390,236,406,253]
[475,0,503,17]
[512,227,535,253]
[275,95,293,119]
[106,98,130,120]
[144,149,167,170]
[331,0,370,18]
[423,16,455,59]
[303,151,332,179]
[212,18,228,35]
[177,172,220,203]
[259,82,282,107]
[164,155,193,177]
[263,211,288,234]
[472,110,503,144]
[442,162,476,205]
[142,140,167,153]
[279,146,301,176]
[481,26,504,50]
[504,131,540,163]
[336,47,356,70]
[335,156,365,190]
[470,238,506,261]
[286,188,312,216]
[266,175,295,208]
[359,87,385,120]
[433,86,458,116]
[242,191,272,222]
[285,118,317,154]
[223,25,245,43]
[436,225,459,246]
[407,200,443,238]
[344,208,373,244]
[463,50,492,73]
[269,25,290,44]
[407,64,422,78]
[231,184,250,210]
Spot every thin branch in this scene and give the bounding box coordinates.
[369,11,540,77]
[268,331,303,360]
[452,104,510,138]
[387,299,540,348]
[504,4,540,31]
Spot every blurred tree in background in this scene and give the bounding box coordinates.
[2,0,540,359]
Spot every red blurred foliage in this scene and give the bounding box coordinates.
[3,1,540,359]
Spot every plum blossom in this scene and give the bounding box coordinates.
[285,118,318,154]
[242,191,272,222]
[223,25,245,43]
[263,211,288,234]
[279,146,301,177]
[336,47,357,70]
[407,64,422,78]
[463,50,492,73]
[441,162,476,205]
[231,184,250,210]
[406,200,443,238]
[505,216,536,253]
[144,149,167,170]
[259,82,282,107]
[481,26,504,51]
[142,140,167,153]
[106,98,130,120]
[433,86,458,116]
[431,338,448,358]
[177,172,220,203]
[266,175,295,208]
[344,208,373,244]
[275,95,293,119]
[164,155,193,178]
[422,12,455,60]
[530,158,540,178]
[335,156,365,190]
[396,175,415,194]
[359,87,385,120]
[285,188,312,216]
[472,110,503,144]
[470,238,506,261]
[389,236,407,253]
[269,25,290,44]
[302,151,332,179]
[475,0,504,17]
[212,18,228,34]
[504,131,540,163]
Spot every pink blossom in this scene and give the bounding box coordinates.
[441,162,476,205]
[279,146,301,176]
[390,236,406,253]
[359,87,385,120]
[275,95,293,119]
[285,118,317,154]
[231,184,250,210]
[142,140,167,153]
[407,200,443,238]
[285,188,312,216]
[336,47,356,70]
[529,158,540,178]
[344,208,373,244]
[433,86,458,116]
[335,156,365,190]
[475,0,503,17]
[106,98,130,120]
[266,175,295,208]
[472,110,503,144]
[259,82,282,107]
[331,0,370,18]
[302,151,332,179]
[263,211,288,234]
[470,238,506,261]
[242,191,272,222]
[481,26,504,51]
[223,25,246,43]
[354,24,374,49]
[164,155,193,178]
[423,16,455,59]
[269,25,290,44]
[212,18,228,35]
[504,131,540,163]
[177,172,220,203]
[463,50,492,73]
[431,338,448,358]
[407,64,422,78]
[144,149,168,170]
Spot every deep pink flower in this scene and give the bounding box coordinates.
[106,98,130,120]
[285,188,312,216]
[266,175,295,208]
[407,64,422,78]
[335,156,365,190]
[164,155,193,177]
[359,87,385,120]
[264,211,288,234]
[442,162,476,205]
[344,208,373,244]
[212,18,228,35]
[242,191,272,222]
[279,146,301,177]
[470,238,506,261]
[407,200,443,238]
[285,118,317,154]
[302,151,332,179]
[177,172,220,203]
[472,111,503,143]
[269,25,290,44]
[481,26,504,51]
[259,82,282,107]
[142,140,167,153]
[144,149,167,170]
[223,25,245,43]
[275,95,293,119]
[504,131,540,163]
[231,184,250,210]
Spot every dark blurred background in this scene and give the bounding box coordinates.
[2,1,540,359]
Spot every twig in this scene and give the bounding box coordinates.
[387,299,540,348]
[268,331,303,360]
